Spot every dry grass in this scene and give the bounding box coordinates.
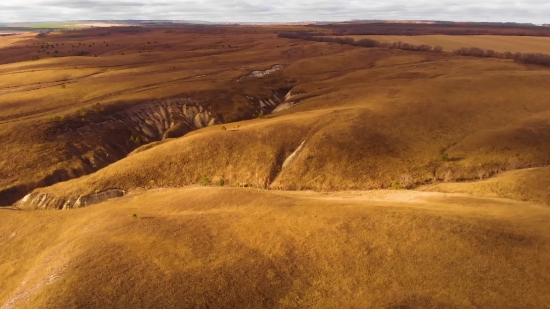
[0,26,337,203]
[32,51,550,199]
[420,167,550,205]
[2,27,550,207]
[1,187,550,308]
[339,34,550,54]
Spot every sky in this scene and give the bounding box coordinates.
[1,0,549,24]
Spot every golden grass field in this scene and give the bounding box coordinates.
[2,187,550,308]
[1,26,550,308]
[3,27,550,204]
[341,34,550,53]
[29,50,550,201]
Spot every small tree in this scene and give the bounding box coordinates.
[219,178,225,186]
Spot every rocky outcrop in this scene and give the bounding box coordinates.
[272,90,298,113]
[18,189,126,210]
[282,141,305,168]
[61,98,218,142]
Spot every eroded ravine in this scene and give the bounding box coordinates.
[2,86,295,207]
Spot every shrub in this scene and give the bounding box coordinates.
[258,111,265,119]
[443,170,455,182]
[391,180,402,190]
[76,108,87,118]
[399,174,414,189]
[219,178,225,186]
[440,152,450,162]
[477,169,487,180]
[200,175,211,186]
[221,126,227,131]
[132,214,137,219]
[130,135,142,145]
[508,157,519,170]
[92,103,103,113]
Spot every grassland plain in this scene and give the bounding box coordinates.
[23,51,550,205]
[2,25,550,309]
[3,26,550,205]
[2,187,550,309]
[335,34,550,54]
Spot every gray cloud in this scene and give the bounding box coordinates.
[0,0,549,24]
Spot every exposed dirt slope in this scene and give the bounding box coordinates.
[2,188,550,309]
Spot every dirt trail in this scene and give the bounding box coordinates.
[274,189,542,208]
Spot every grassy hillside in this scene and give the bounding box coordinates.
[24,51,550,203]
[2,26,550,309]
[4,27,550,205]
[420,167,550,205]
[0,26,347,204]
[2,188,550,308]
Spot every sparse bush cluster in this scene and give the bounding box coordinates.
[130,135,142,145]
[200,175,211,186]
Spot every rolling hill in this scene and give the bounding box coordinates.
[1,25,550,309]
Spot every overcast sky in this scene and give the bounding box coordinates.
[1,0,549,24]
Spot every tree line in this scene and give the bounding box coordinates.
[453,47,550,66]
[277,32,444,53]
[278,31,550,67]
[312,22,550,37]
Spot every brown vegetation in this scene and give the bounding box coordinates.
[2,188,550,308]
[2,25,550,308]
